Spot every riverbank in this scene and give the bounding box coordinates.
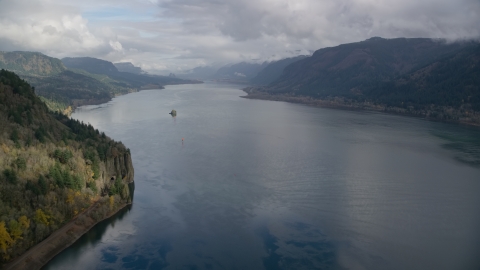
[242,88,480,127]
[3,198,132,270]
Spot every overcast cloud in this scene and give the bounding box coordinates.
[0,0,478,74]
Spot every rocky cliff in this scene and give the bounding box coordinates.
[99,151,135,200]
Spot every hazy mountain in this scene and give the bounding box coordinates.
[114,62,145,74]
[62,57,192,89]
[62,57,119,76]
[250,55,308,85]
[0,51,66,76]
[176,66,218,80]
[212,62,269,81]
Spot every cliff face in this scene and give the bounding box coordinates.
[100,151,135,187]
[84,149,135,203]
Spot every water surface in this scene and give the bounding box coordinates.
[45,82,480,270]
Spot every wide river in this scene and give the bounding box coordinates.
[44,82,480,270]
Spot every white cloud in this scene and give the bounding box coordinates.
[109,40,124,52]
[234,72,246,77]
[0,0,478,74]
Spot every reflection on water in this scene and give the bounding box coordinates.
[432,127,480,167]
[43,205,133,269]
[44,83,480,270]
[258,222,338,270]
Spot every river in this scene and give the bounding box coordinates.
[44,82,480,270]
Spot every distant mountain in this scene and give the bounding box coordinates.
[250,55,307,85]
[62,57,119,76]
[62,57,192,89]
[114,62,145,74]
[0,52,197,114]
[177,66,218,80]
[247,37,480,125]
[0,51,66,76]
[0,53,120,112]
[212,62,269,81]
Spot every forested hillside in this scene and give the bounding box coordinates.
[247,38,480,124]
[0,70,134,265]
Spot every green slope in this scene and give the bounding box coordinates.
[0,51,65,77]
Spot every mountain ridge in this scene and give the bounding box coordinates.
[0,52,199,114]
[245,37,480,125]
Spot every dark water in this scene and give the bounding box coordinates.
[44,83,480,270]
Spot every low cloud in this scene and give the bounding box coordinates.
[234,72,246,77]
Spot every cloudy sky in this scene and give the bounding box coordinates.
[0,0,479,74]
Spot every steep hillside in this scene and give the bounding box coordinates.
[367,44,480,111]
[0,70,134,265]
[267,37,468,95]
[0,52,65,77]
[247,38,480,124]
[250,55,307,85]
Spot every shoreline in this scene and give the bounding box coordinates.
[3,201,132,270]
[241,90,480,128]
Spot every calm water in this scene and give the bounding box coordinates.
[44,83,480,270]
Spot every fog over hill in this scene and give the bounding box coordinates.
[114,62,145,75]
[211,62,269,82]
[250,55,308,85]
